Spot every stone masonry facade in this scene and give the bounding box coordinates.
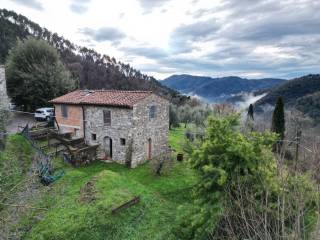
[131,94,169,167]
[84,106,133,164]
[84,94,169,167]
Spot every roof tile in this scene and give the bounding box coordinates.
[49,90,153,108]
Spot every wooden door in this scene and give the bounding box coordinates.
[109,138,113,158]
[148,138,152,160]
[104,136,113,159]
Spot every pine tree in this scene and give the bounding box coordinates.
[271,97,285,140]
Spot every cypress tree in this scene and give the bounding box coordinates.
[247,104,254,120]
[271,97,285,140]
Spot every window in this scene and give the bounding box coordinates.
[120,138,126,146]
[91,133,97,141]
[149,106,156,119]
[103,110,111,126]
[61,105,68,118]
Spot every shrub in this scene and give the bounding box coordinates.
[149,150,173,176]
[174,115,319,239]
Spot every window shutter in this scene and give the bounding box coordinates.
[149,106,156,119]
[103,110,111,125]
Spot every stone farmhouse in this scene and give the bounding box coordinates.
[49,90,169,167]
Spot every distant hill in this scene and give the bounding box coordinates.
[161,74,285,101]
[296,91,320,121]
[0,9,186,104]
[255,74,320,108]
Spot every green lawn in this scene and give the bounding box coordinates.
[0,135,34,201]
[168,125,185,153]
[16,126,196,240]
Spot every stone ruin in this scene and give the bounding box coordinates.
[0,65,10,110]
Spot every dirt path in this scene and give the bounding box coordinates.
[6,112,37,134]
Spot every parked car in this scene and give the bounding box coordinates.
[9,103,17,110]
[34,107,54,121]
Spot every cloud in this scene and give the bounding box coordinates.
[79,27,126,44]
[70,0,90,14]
[173,18,219,40]
[120,46,168,59]
[170,18,220,53]
[219,0,320,41]
[147,0,320,79]
[137,0,171,13]
[11,0,43,10]
[223,15,320,43]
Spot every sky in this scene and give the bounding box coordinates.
[1,0,320,80]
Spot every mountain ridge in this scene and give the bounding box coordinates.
[162,74,286,101]
[255,74,320,113]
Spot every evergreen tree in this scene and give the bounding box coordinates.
[247,104,254,120]
[271,97,285,140]
[6,37,76,111]
[169,104,180,129]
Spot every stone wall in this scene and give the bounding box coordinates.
[131,94,169,167]
[0,66,10,109]
[83,93,169,168]
[84,106,133,164]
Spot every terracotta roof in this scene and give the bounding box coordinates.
[49,90,153,108]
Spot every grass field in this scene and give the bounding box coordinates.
[0,135,34,200]
[10,126,196,240]
[168,125,185,153]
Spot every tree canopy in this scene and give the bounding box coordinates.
[6,37,76,111]
[175,114,318,239]
[175,115,277,239]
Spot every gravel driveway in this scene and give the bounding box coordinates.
[6,112,37,134]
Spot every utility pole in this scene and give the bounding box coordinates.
[294,128,302,172]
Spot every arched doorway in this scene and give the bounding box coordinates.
[103,136,113,159]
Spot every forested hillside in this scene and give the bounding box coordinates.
[162,74,285,101]
[296,91,320,120]
[255,74,320,109]
[0,9,184,103]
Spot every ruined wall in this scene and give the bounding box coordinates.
[131,94,169,167]
[0,66,10,141]
[84,106,133,164]
[0,66,10,108]
[54,104,84,137]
